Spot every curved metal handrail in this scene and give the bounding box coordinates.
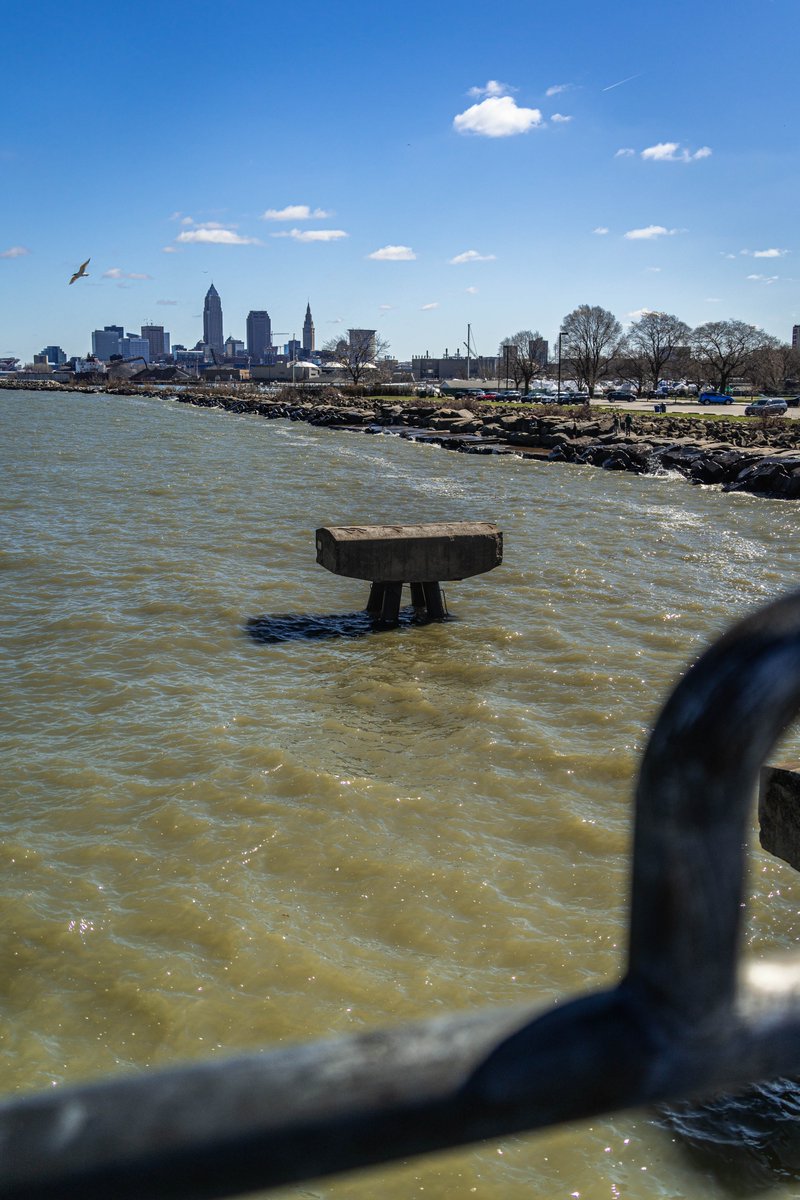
[3,592,800,1199]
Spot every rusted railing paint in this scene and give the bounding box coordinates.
[3,592,800,1200]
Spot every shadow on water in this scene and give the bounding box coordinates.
[657,1079,800,1193]
[245,607,454,644]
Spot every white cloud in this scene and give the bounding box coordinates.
[453,95,543,137]
[103,267,153,279]
[421,302,439,310]
[271,228,348,242]
[1,245,30,258]
[551,113,573,123]
[181,216,195,226]
[546,83,570,96]
[705,297,722,303]
[641,142,712,162]
[747,273,779,283]
[176,228,261,245]
[624,225,680,240]
[368,244,416,261]
[468,80,513,98]
[449,249,496,264]
[379,304,394,311]
[593,226,609,235]
[162,246,178,253]
[646,266,662,272]
[261,204,332,221]
[615,148,635,157]
[628,308,654,319]
[466,285,479,294]
[741,247,788,258]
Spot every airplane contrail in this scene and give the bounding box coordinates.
[601,73,642,92]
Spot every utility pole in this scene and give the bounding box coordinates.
[557,331,564,402]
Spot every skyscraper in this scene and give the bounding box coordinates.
[246,310,272,363]
[302,303,315,354]
[793,325,800,352]
[141,325,167,361]
[203,284,224,356]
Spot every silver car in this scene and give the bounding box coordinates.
[744,397,788,416]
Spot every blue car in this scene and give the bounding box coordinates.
[699,392,733,405]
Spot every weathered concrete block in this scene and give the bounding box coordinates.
[759,761,800,870]
[315,522,502,583]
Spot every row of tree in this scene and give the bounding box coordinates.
[501,309,799,397]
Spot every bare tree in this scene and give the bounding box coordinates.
[560,305,622,397]
[624,311,691,392]
[690,320,775,395]
[745,342,799,395]
[498,330,545,394]
[323,330,390,386]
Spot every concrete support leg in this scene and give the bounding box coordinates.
[422,581,445,620]
[379,582,403,626]
[759,761,800,871]
[410,582,426,613]
[366,582,386,616]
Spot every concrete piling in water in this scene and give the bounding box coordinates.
[759,760,800,870]
[315,521,503,626]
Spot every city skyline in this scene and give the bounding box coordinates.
[1,0,798,365]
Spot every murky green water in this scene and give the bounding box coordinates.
[2,389,800,1199]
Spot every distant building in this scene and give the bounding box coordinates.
[91,327,124,361]
[302,303,315,354]
[349,328,377,359]
[40,345,67,365]
[411,351,499,381]
[529,337,548,367]
[286,339,301,360]
[246,310,272,363]
[224,337,245,359]
[203,284,224,356]
[141,325,169,361]
[793,325,800,352]
[120,336,150,362]
[173,348,204,373]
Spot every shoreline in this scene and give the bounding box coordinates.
[5,379,800,499]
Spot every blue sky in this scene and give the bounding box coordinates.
[1,0,798,363]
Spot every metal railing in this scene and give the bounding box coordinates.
[4,591,800,1199]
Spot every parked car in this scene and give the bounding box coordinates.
[699,392,733,405]
[786,396,800,408]
[744,397,788,416]
[607,389,637,401]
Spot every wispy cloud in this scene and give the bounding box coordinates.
[628,308,655,319]
[546,83,570,97]
[593,226,610,235]
[551,113,573,123]
[741,247,788,258]
[602,73,642,92]
[1,245,30,258]
[454,95,543,137]
[421,302,440,310]
[705,297,722,303]
[162,246,178,254]
[177,228,261,245]
[271,228,348,242]
[646,266,662,272]
[615,148,635,158]
[641,142,712,162]
[368,244,416,261]
[261,204,332,221]
[379,304,394,311]
[624,225,680,240]
[466,285,479,294]
[468,80,513,98]
[449,249,496,264]
[102,268,153,279]
[747,273,779,284]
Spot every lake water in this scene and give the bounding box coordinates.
[2,387,800,1199]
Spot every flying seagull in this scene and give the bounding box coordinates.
[69,258,90,285]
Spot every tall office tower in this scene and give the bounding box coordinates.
[141,325,167,361]
[793,325,800,352]
[302,302,315,354]
[246,310,272,363]
[529,337,549,367]
[203,284,224,356]
[91,327,123,360]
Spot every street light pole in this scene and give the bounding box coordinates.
[557,331,564,402]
